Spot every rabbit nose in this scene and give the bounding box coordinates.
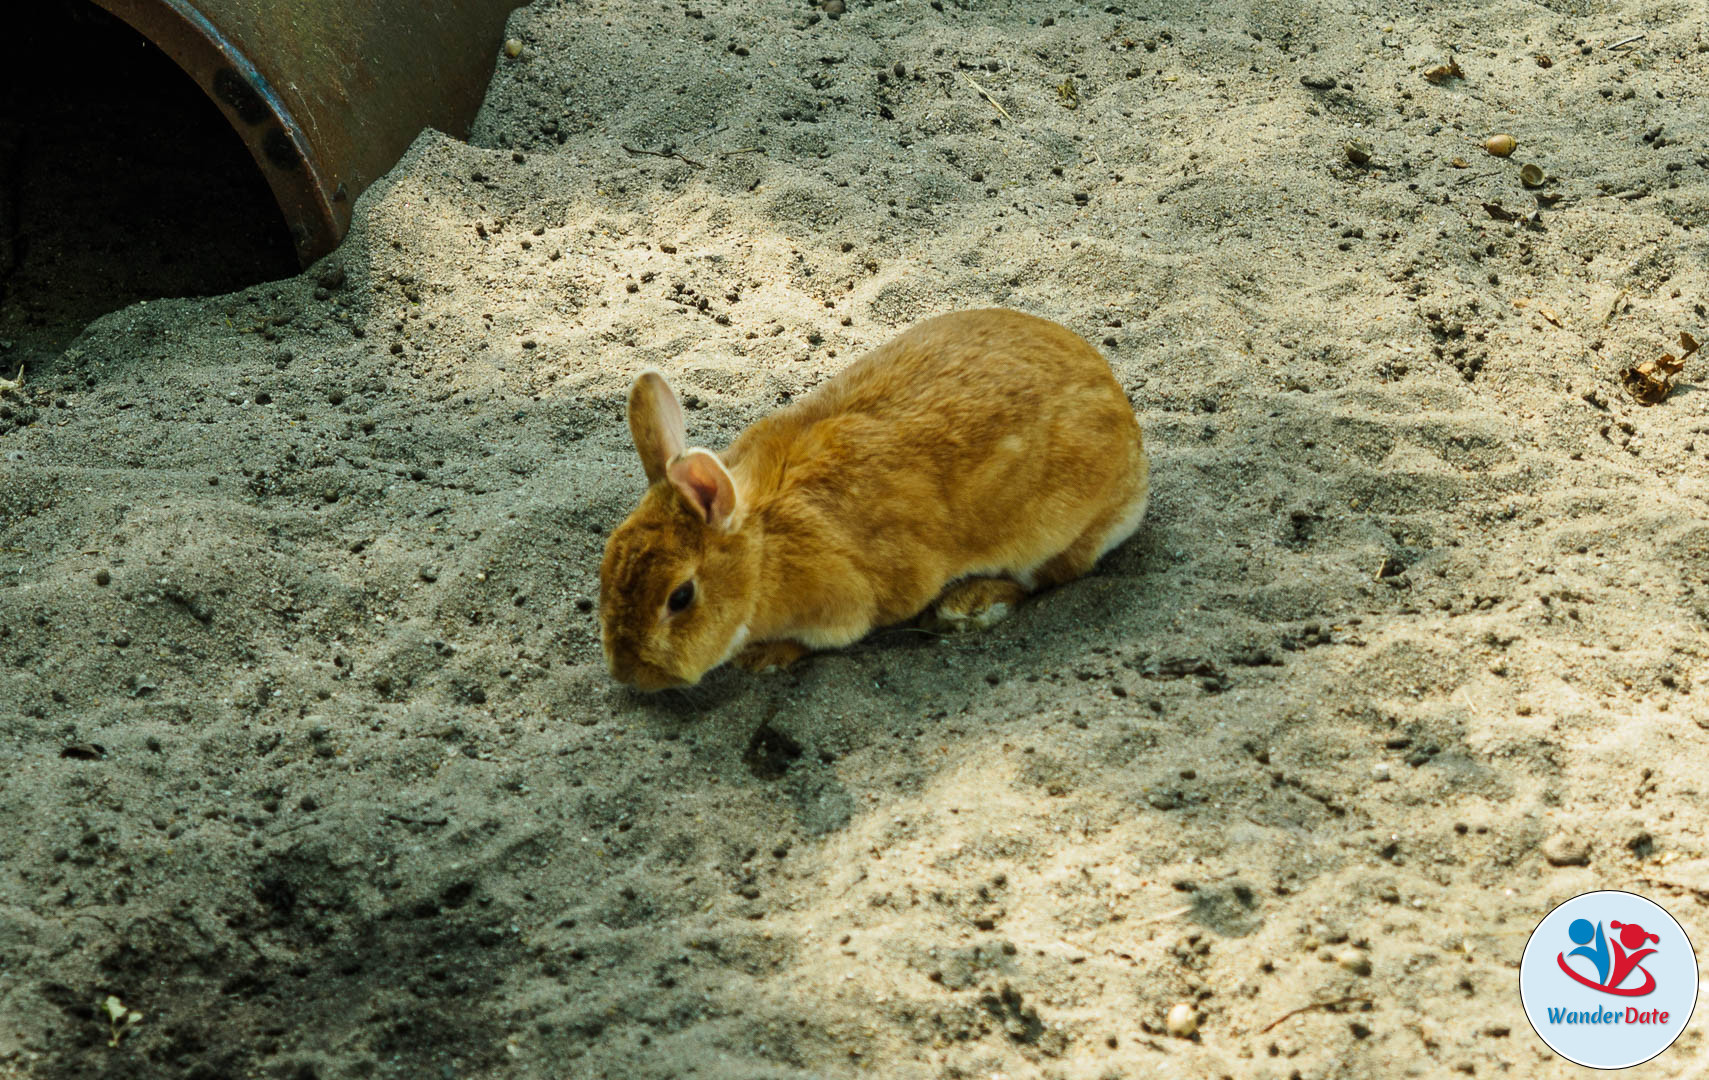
[604,648,677,690]
[628,664,686,692]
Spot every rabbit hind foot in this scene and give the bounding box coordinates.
[926,577,1029,634]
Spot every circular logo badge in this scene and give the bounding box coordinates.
[1520,890,1698,1069]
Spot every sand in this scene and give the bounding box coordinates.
[2,0,1708,1077]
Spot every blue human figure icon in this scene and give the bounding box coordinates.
[1567,918,1611,986]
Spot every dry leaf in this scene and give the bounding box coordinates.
[1540,307,1561,327]
[1424,58,1465,83]
[1482,202,1520,222]
[1622,332,1700,405]
[1623,360,1680,404]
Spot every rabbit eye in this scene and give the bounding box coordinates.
[667,582,695,613]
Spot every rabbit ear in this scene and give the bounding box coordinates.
[628,370,686,484]
[667,449,740,530]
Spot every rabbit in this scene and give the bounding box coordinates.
[599,308,1148,690]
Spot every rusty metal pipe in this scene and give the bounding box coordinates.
[89,0,523,265]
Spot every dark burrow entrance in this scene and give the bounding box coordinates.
[0,0,298,361]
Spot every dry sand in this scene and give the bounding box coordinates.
[3,0,1709,1077]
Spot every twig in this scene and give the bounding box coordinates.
[1634,877,1709,904]
[70,912,119,933]
[877,625,953,640]
[958,70,1014,123]
[621,144,706,169]
[719,146,765,157]
[1604,288,1629,325]
[385,813,449,827]
[1606,32,1646,50]
[1261,996,1372,1034]
[1454,685,1482,719]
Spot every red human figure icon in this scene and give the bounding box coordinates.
[1605,921,1659,995]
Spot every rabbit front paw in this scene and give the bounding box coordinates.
[734,639,810,674]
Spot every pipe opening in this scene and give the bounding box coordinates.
[0,0,299,356]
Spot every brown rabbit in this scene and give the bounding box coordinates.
[599,308,1148,690]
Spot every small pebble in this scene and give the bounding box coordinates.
[823,0,845,16]
[1336,948,1372,975]
[1485,133,1516,157]
[504,38,523,58]
[1300,73,1338,90]
[1542,834,1591,867]
[1371,762,1391,782]
[1344,140,1373,165]
[95,569,111,586]
[1165,1002,1198,1038]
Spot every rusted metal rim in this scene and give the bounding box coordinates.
[89,0,523,266]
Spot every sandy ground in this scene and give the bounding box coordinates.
[3,0,1709,1077]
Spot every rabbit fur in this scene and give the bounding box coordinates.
[599,308,1148,690]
